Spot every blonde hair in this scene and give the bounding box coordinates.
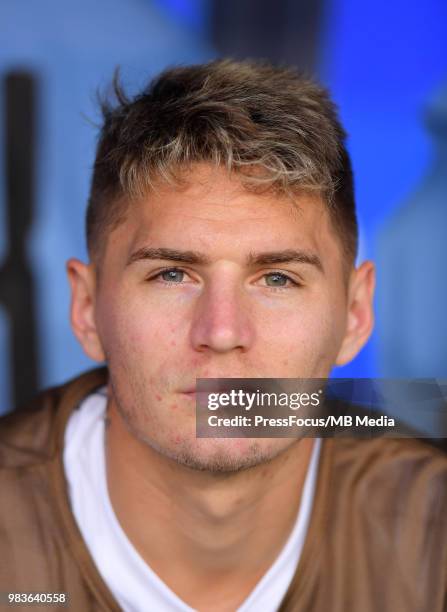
[87,59,357,261]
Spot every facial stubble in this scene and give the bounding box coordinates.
[107,375,299,475]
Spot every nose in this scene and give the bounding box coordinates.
[189,279,254,354]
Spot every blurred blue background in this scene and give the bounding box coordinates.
[0,0,446,414]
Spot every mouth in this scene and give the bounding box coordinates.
[181,390,212,404]
[182,390,196,398]
[180,380,262,398]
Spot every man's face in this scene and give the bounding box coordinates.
[70,164,373,472]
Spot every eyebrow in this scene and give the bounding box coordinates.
[126,246,323,272]
[127,247,210,266]
[247,249,323,272]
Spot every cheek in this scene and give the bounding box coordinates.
[96,292,194,404]
[96,285,209,401]
[97,291,175,355]
[257,297,344,373]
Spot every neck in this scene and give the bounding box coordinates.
[105,398,316,609]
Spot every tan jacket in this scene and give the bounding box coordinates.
[0,368,446,612]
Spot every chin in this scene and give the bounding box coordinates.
[155,436,294,474]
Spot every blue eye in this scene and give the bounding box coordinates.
[264,272,289,287]
[160,269,184,283]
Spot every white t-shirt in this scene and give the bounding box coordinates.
[63,387,321,612]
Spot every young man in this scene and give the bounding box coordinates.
[0,60,446,612]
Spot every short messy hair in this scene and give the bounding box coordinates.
[86,59,358,262]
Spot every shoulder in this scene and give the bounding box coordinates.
[331,436,447,475]
[329,437,447,524]
[0,367,109,596]
[0,367,108,469]
[0,386,63,467]
[293,439,447,610]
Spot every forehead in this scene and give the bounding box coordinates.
[106,164,343,266]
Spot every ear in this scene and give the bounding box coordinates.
[66,258,106,362]
[335,261,375,366]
